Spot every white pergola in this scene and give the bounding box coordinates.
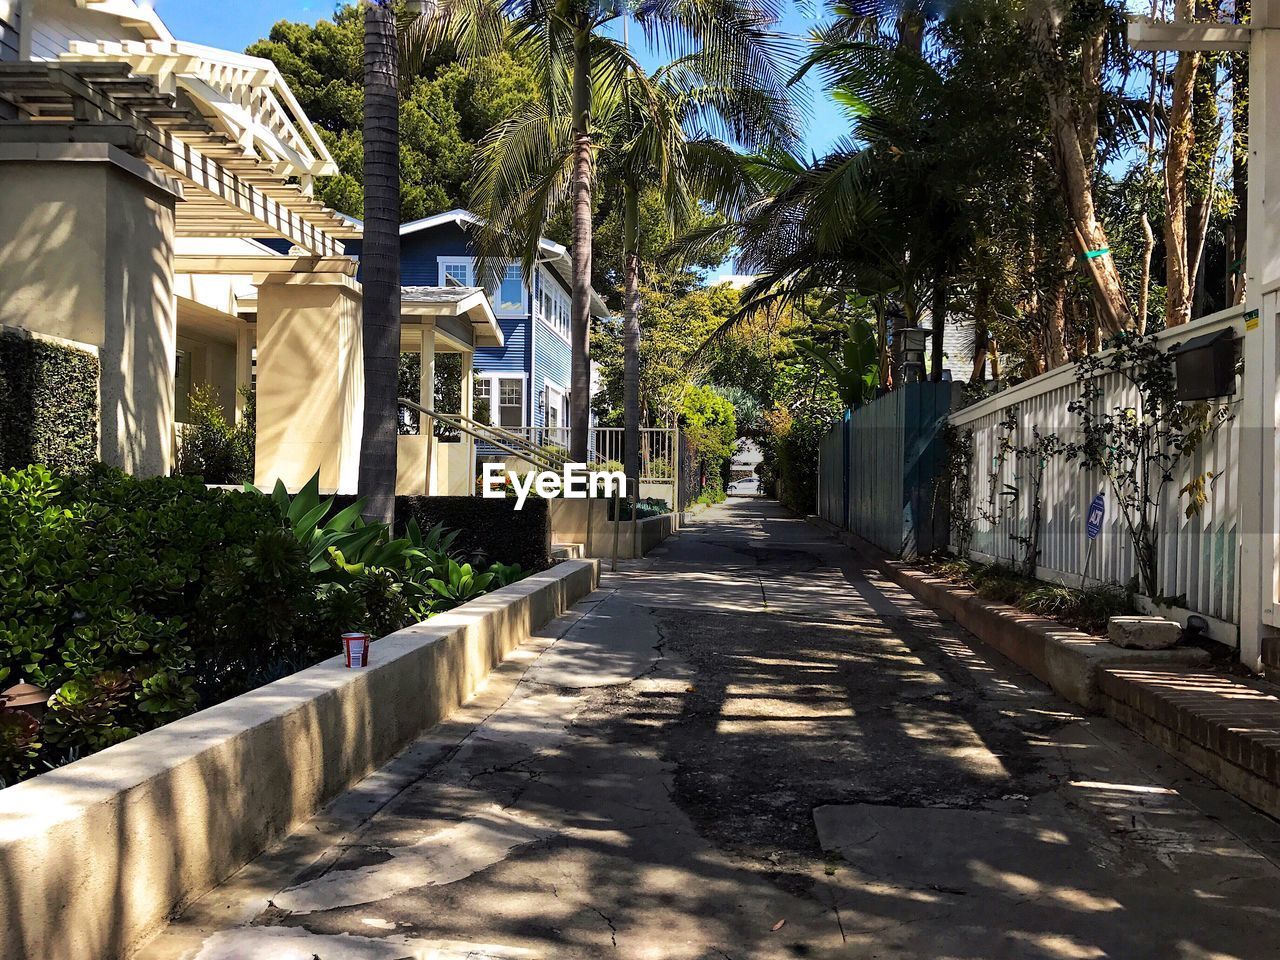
[1130,13,1280,671]
[0,53,358,255]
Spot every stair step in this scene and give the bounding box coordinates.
[551,543,584,561]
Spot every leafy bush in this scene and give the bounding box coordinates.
[932,557,1133,635]
[0,467,528,786]
[0,330,98,474]
[174,385,255,484]
[0,465,284,782]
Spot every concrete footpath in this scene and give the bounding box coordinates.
[140,499,1280,959]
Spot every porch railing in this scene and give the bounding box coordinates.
[489,426,677,480]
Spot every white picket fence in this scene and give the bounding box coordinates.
[948,305,1246,639]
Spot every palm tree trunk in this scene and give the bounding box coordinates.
[621,188,642,490]
[568,28,594,464]
[358,0,400,524]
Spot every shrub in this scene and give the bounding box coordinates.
[0,330,98,474]
[398,495,552,571]
[0,467,529,786]
[0,465,286,779]
[174,385,255,484]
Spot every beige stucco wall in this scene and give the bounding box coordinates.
[254,272,363,493]
[548,499,675,557]
[0,147,179,476]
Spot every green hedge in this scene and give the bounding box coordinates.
[0,330,99,474]
[398,496,552,571]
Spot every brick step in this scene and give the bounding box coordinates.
[1099,666,1280,818]
[1263,636,1280,684]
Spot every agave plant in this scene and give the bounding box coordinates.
[427,559,495,609]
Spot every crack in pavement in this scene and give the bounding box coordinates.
[590,906,618,948]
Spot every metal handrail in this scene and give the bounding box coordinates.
[397,397,563,473]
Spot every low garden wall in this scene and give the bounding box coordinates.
[548,499,676,558]
[0,558,598,960]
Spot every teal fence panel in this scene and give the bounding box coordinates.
[817,382,956,557]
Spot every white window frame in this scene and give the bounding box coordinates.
[438,256,527,318]
[474,371,528,429]
[543,379,567,431]
[537,267,572,344]
[438,256,472,288]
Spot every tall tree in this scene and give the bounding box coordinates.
[411,0,793,462]
[1162,0,1202,328]
[357,0,401,524]
[610,55,789,489]
[1024,0,1136,336]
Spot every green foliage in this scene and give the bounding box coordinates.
[425,558,495,605]
[174,385,255,485]
[0,465,283,778]
[247,6,538,221]
[937,558,1133,636]
[792,306,880,410]
[0,710,41,785]
[0,330,98,475]
[761,406,839,515]
[0,466,521,786]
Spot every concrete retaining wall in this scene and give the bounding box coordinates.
[0,559,598,960]
[549,499,675,558]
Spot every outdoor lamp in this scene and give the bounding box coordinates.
[1169,328,1237,402]
[1,681,49,721]
[900,327,929,382]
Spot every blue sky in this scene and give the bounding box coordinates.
[152,0,846,157]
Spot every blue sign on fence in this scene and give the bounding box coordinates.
[1086,493,1106,540]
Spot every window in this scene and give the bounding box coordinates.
[439,257,524,317]
[474,378,492,424]
[545,384,566,431]
[539,270,571,341]
[496,263,524,315]
[440,258,471,287]
[497,378,524,428]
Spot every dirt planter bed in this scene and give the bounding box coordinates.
[0,559,598,960]
[806,518,1209,712]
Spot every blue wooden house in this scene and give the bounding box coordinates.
[398,209,608,445]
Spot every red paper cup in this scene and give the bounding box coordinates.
[342,632,371,668]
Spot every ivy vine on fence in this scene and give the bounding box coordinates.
[1066,332,1233,600]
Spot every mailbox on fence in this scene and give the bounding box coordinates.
[1170,328,1237,402]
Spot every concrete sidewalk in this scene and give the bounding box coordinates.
[140,499,1280,959]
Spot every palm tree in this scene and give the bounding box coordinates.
[408,0,794,462]
[358,0,402,524]
[609,54,791,488]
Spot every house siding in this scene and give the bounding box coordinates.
[336,216,590,436]
[0,0,19,62]
[0,0,18,118]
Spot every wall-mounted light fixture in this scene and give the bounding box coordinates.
[1169,329,1238,402]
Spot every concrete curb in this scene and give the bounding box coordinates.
[0,559,599,960]
[806,516,1208,712]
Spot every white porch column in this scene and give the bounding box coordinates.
[462,350,475,489]
[419,327,436,422]
[253,272,364,494]
[235,323,254,423]
[420,327,436,494]
[1238,2,1280,672]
